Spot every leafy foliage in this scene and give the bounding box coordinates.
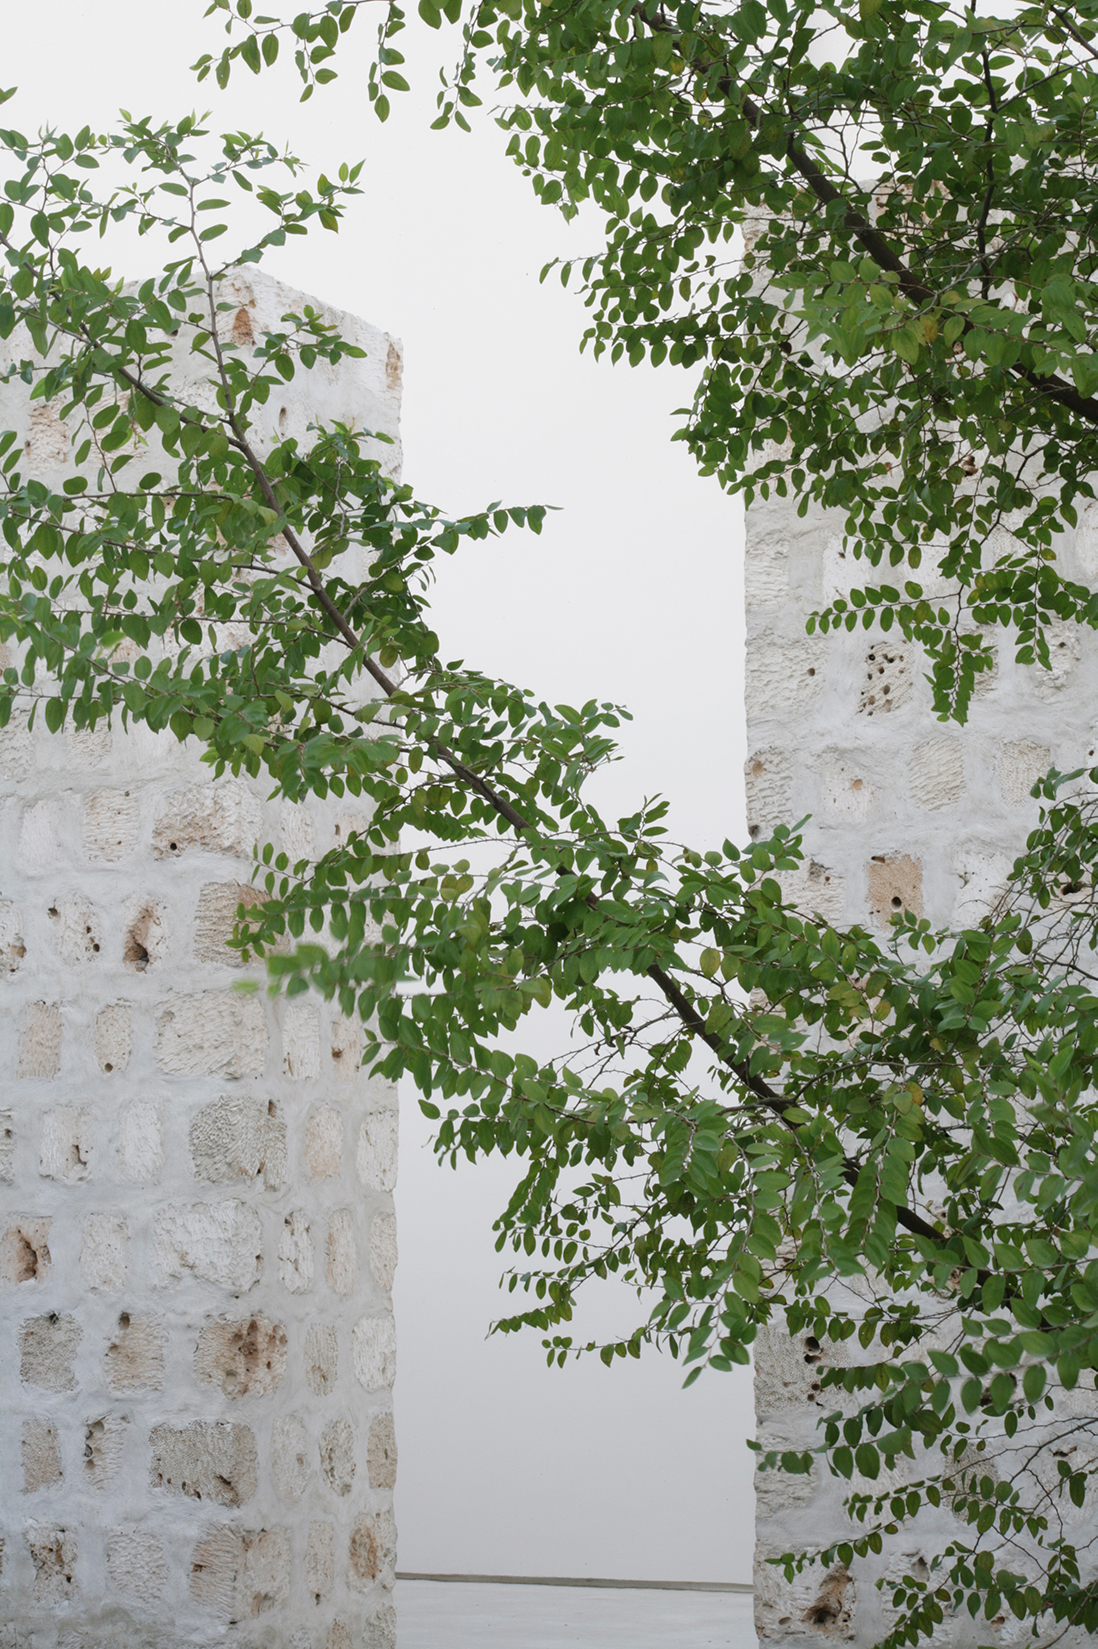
[5,0,1098,1633]
[200,0,1098,720]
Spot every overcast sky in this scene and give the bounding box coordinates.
[6,2,754,1582]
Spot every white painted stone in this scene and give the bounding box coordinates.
[154,989,268,1076]
[277,1209,315,1294]
[352,1313,397,1391]
[357,1110,399,1192]
[745,485,1098,1647]
[999,739,1052,806]
[272,1412,311,1499]
[80,1213,129,1291]
[39,1106,90,1181]
[283,999,322,1078]
[154,1200,263,1292]
[327,1207,356,1296]
[0,270,401,1646]
[117,1099,164,1182]
[370,1209,398,1293]
[306,1103,345,1179]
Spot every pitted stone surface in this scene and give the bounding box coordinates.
[745,472,1098,1649]
[0,269,401,1646]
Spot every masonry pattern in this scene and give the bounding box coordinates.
[745,486,1098,1647]
[0,273,403,1648]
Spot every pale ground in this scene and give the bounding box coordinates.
[394,1580,757,1647]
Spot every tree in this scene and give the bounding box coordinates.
[4,0,1098,1633]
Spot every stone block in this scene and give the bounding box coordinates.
[19,1001,62,1079]
[305,1103,344,1179]
[26,1525,77,1603]
[0,900,26,976]
[194,1313,287,1399]
[999,739,1051,806]
[819,754,874,822]
[40,1106,90,1181]
[21,1313,81,1390]
[305,1521,335,1603]
[118,1101,163,1183]
[326,1209,355,1297]
[0,714,33,779]
[356,1111,398,1193]
[745,748,792,840]
[867,854,923,925]
[367,1412,397,1491]
[348,1509,396,1592]
[49,894,102,963]
[279,800,315,865]
[746,639,824,717]
[94,1003,132,1074]
[352,1315,396,1392]
[0,1217,51,1284]
[330,1015,362,1081]
[83,1415,126,1487]
[22,1418,62,1492]
[319,1416,356,1496]
[150,1420,258,1507]
[305,1323,338,1396]
[909,738,964,811]
[155,991,267,1078]
[83,788,139,862]
[107,1531,169,1606]
[858,643,911,716]
[277,1211,314,1294]
[779,861,844,927]
[19,799,60,871]
[153,1200,263,1292]
[755,1553,856,1641]
[282,1001,321,1079]
[189,1525,290,1621]
[194,881,269,965]
[367,1604,398,1648]
[189,1095,286,1191]
[369,1211,397,1293]
[80,1214,128,1291]
[272,1413,310,1499]
[105,1312,165,1393]
[123,898,166,970]
[152,781,261,860]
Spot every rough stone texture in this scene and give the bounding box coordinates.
[1,1217,51,1285]
[104,1312,165,1392]
[0,270,401,1645]
[150,1420,259,1507]
[22,1419,62,1493]
[745,477,1098,1647]
[194,1312,287,1398]
[367,1413,398,1491]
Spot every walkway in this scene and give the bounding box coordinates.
[394,1577,757,1647]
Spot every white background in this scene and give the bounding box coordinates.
[5,3,753,1582]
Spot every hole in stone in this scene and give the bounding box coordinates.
[169,841,178,852]
[47,906,58,918]
[891,895,902,908]
[807,667,815,676]
[103,1062,113,1072]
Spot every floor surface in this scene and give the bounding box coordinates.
[394,1580,757,1647]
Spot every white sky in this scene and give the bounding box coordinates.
[6,2,754,1582]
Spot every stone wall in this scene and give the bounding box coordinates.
[745,489,1098,1647]
[0,272,402,1648]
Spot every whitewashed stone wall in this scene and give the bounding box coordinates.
[0,272,402,1648]
[746,489,1098,1646]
